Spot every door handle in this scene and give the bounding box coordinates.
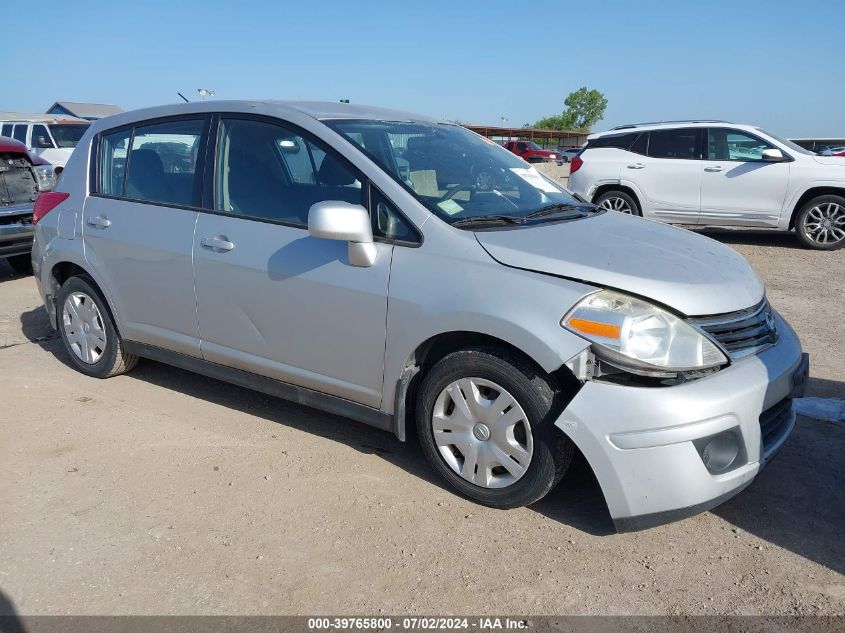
[704,166,724,172]
[627,163,645,169]
[86,215,111,229]
[201,235,235,252]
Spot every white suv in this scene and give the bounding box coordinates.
[568,120,845,250]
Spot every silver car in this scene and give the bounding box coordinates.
[31,101,808,531]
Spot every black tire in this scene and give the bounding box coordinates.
[56,275,139,378]
[794,195,845,251]
[594,190,641,216]
[7,254,33,275]
[415,348,574,509]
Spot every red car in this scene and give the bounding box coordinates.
[0,136,54,274]
[504,140,559,163]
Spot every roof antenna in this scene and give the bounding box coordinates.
[177,92,190,103]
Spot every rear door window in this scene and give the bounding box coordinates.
[125,118,206,206]
[647,128,700,159]
[1,124,12,137]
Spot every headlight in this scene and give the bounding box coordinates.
[33,164,56,192]
[562,289,727,375]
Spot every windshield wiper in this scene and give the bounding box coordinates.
[523,203,585,219]
[451,214,527,228]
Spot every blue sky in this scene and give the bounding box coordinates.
[3,0,841,136]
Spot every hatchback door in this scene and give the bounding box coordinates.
[698,128,790,226]
[629,128,703,223]
[192,116,392,408]
[82,116,209,356]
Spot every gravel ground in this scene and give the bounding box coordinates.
[0,228,842,616]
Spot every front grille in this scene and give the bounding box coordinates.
[691,299,779,359]
[759,397,795,460]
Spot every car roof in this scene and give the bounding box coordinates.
[85,100,440,134]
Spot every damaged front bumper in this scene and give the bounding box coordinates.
[556,312,806,531]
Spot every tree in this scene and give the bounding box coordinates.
[535,87,608,131]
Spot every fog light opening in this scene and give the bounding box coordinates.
[698,430,741,474]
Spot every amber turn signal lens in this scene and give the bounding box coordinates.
[567,317,621,340]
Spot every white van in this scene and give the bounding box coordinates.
[0,116,90,171]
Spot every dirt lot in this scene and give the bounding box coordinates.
[0,229,843,616]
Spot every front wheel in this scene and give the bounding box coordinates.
[595,190,641,216]
[415,349,573,509]
[794,195,845,250]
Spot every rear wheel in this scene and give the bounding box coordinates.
[795,195,845,250]
[595,190,641,216]
[6,254,32,276]
[415,348,574,509]
[56,275,139,378]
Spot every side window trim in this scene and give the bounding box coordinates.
[92,113,212,209]
[204,113,370,230]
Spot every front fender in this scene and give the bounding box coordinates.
[780,180,845,230]
[381,242,595,414]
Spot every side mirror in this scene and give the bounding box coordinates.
[36,136,53,148]
[308,201,376,267]
[761,148,786,162]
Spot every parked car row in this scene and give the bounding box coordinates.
[27,101,808,531]
[568,120,845,250]
[0,117,91,171]
[502,140,583,165]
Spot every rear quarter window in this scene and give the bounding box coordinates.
[99,128,132,196]
[587,132,637,150]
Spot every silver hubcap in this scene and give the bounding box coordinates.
[803,202,845,245]
[599,196,633,214]
[62,292,107,364]
[431,377,533,489]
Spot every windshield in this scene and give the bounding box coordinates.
[326,120,586,225]
[526,141,543,150]
[757,129,815,156]
[49,124,90,148]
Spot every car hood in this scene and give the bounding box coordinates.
[474,212,764,316]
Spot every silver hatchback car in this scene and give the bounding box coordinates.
[32,101,808,531]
